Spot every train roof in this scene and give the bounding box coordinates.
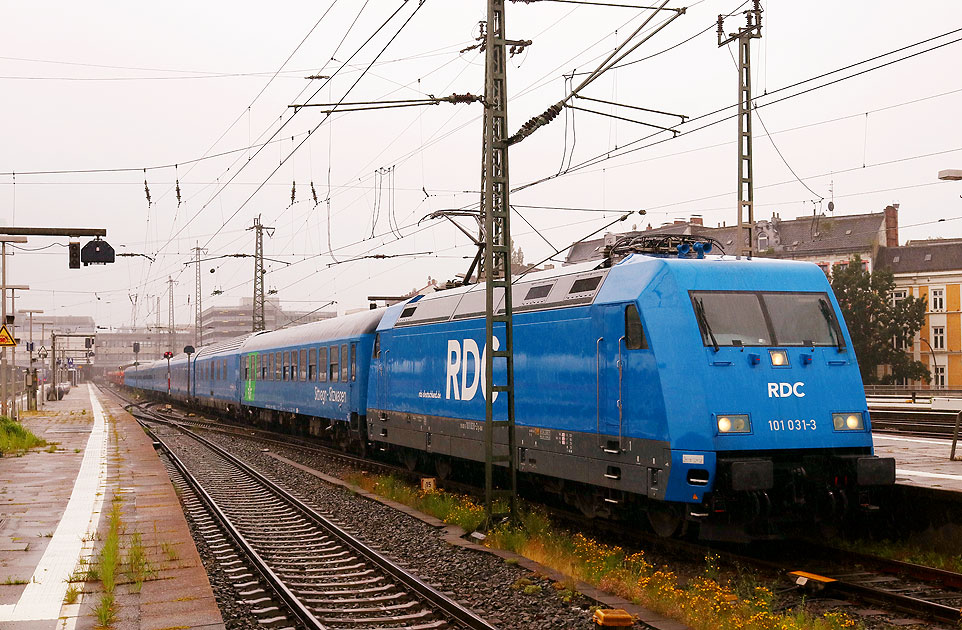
[240,307,385,352]
[387,260,610,328]
[195,332,258,359]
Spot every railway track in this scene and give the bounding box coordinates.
[784,546,962,625]
[129,402,499,630]
[869,408,961,439]
[115,387,961,626]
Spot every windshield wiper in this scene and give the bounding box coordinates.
[818,298,846,352]
[694,297,719,352]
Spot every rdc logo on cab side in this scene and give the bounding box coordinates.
[767,382,805,398]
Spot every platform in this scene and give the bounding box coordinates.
[0,383,224,630]
[872,433,962,493]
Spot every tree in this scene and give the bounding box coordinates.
[830,255,928,385]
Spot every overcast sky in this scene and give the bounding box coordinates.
[2,1,961,332]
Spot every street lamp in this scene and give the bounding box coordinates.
[919,337,940,390]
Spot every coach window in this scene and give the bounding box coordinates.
[268,353,274,381]
[319,347,328,382]
[261,354,268,380]
[330,345,339,382]
[275,351,282,380]
[291,351,298,381]
[283,351,290,381]
[308,348,317,381]
[223,359,228,379]
[340,344,349,381]
[350,343,357,381]
[244,357,249,380]
[299,349,307,381]
[625,304,647,350]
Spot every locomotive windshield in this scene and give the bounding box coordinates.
[690,291,840,347]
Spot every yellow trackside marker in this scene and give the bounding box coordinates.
[790,571,836,583]
[0,325,14,347]
[593,609,634,627]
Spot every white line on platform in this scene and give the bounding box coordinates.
[0,385,109,622]
[874,434,951,445]
[896,468,962,481]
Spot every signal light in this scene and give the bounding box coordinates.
[68,242,81,269]
[164,351,173,359]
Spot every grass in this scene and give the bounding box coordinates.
[835,536,962,573]
[124,533,154,592]
[161,541,179,562]
[64,584,80,604]
[0,416,46,455]
[94,593,115,627]
[349,473,862,630]
[92,495,124,628]
[3,576,28,585]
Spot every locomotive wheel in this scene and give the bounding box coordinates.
[435,458,452,481]
[401,450,419,472]
[648,503,684,537]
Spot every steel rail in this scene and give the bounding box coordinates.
[140,416,327,630]
[179,425,498,630]
[128,401,498,630]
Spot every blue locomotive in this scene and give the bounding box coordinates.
[126,239,894,539]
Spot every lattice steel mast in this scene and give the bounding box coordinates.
[718,0,762,258]
[481,0,517,524]
[248,215,273,332]
[191,245,207,347]
[167,276,176,353]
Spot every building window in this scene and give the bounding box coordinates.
[757,233,769,249]
[934,365,946,389]
[892,289,906,304]
[932,326,945,350]
[931,288,944,312]
[817,262,830,277]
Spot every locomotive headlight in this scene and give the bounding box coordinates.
[717,414,751,434]
[832,412,864,431]
[769,350,789,366]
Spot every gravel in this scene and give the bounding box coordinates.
[197,431,601,629]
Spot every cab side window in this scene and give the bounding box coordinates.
[625,303,647,350]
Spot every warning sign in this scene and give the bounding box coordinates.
[0,325,14,347]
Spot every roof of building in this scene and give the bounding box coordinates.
[565,211,888,264]
[875,242,962,274]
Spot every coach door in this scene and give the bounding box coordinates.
[593,305,623,452]
[372,333,386,413]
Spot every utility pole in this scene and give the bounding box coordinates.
[167,277,177,353]
[0,237,27,418]
[8,287,28,418]
[481,0,518,524]
[23,309,43,411]
[191,245,208,347]
[248,215,273,332]
[718,0,762,259]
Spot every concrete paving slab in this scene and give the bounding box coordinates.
[0,384,224,630]
[872,433,962,493]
